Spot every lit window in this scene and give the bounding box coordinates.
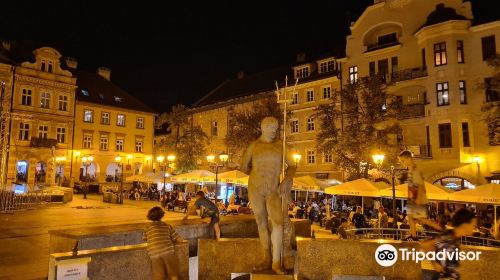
[21,89,32,106]
[349,66,358,83]
[436,82,449,106]
[434,42,447,66]
[40,92,50,109]
[307,117,315,131]
[101,112,110,124]
[56,127,66,143]
[38,125,49,139]
[116,138,124,152]
[117,114,125,126]
[58,95,68,111]
[84,110,93,122]
[307,150,316,164]
[306,90,314,102]
[136,117,144,129]
[291,120,299,133]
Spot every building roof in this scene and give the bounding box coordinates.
[419,3,469,30]
[72,70,157,114]
[192,67,292,108]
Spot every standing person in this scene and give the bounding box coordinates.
[183,191,221,240]
[398,150,442,240]
[378,206,388,228]
[352,206,366,237]
[422,208,477,280]
[144,207,184,280]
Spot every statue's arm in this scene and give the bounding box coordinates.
[279,145,296,195]
[240,142,254,174]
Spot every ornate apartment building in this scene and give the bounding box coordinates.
[341,0,500,187]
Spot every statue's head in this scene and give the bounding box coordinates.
[260,117,279,142]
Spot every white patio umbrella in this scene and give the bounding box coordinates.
[325,178,386,213]
[171,170,215,183]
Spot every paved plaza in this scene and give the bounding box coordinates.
[0,195,184,280]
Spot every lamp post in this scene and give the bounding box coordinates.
[166,154,176,189]
[81,155,93,199]
[156,155,165,191]
[207,153,229,201]
[372,152,399,228]
[115,156,124,204]
[55,156,66,186]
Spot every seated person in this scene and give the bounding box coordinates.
[337,218,349,239]
[400,219,410,229]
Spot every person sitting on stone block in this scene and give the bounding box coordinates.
[183,191,221,240]
[144,206,184,280]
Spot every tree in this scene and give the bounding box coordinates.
[480,54,500,145]
[225,97,283,155]
[316,76,402,180]
[155,104,208,172]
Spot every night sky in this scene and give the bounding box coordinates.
[0,1,497,112]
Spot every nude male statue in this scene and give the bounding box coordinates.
[240,117,296,274]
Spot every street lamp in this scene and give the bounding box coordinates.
[115,156,123,204]
[55,156,66,186]
[156,155,165,173]
[293,153,301,167]
[371,152,398,229]
[207,153,229,201]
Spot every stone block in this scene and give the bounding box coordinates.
[457,245,500,280]
[296,239,422,280]
[198,238,264,280]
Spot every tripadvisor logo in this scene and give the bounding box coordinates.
[374,244,481,267]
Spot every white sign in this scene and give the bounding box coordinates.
[52,257,91,280]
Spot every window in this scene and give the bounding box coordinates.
[434,42,447,66]
[136,117,144,129]
[319,60,335,73]
[307,117,315,131]
[38,125,48,139]
[349,66,358,83]
[459,81,467,104]
[324,152,333,163]
[378,33,397,46]
[422,48,427,69]
[323,86,331,99]
[21,89,32,106]
[307,150,316,164]
[116,138,124,152]
[135,139,143,152]
[41,60,46,71]
[457,40,464,63]
[378,59,388,81]
[462,122,470,147]
[391,56,398,73]
[211,121,218,137]
[291,120,299,134]
[306,90,314,102]
[48,61,53,73]
[99,135,109,151]
[56,127,66,143]
[296,67,310,79]
[101,112,110,124]
[19,123,30,140]
[485,78,500,102]
[436,82,449,106]
[116,114,125,126]
[291,93,299,105]
[369,62,375,77]
[438,123,452,148]
[481,35,496,61]
[83,134,92,149]
[40,92,50,109]
[84,110,93,122]
[58,95,68,111]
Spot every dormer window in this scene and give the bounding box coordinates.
[81,89,90,96]
[40,59,53,72]
[114,96,123,102]
[319,60,336,73]
[296,67,310,79]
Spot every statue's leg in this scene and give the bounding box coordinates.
[267,191,285,274]
[249,188,271,270]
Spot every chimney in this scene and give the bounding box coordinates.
[64,57,78,69]
[236,71,245,79]
[296,52,306,62]
[97,67,111,81]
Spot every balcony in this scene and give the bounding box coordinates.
[398,103,426,119]
[406,145,432,159]
[391,68,428,82]
[30,137,58,148]
[366,41,400,52]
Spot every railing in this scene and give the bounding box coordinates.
[405,145,432,158]
[30,137,58,148]
[344,228,500,248]
[0,190,54,213]
[391,68,428,82]
[398,103,426,119]
[366,41,400,52]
